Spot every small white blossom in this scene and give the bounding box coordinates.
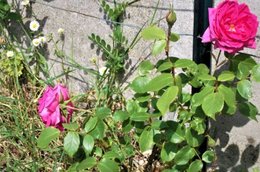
[21,0,30,6]
[32,38,40,47]
[29,20,40,32]
[57,28,64,35]
[99,67,108,75]
[6,51,14,57]
[39,36,46,44]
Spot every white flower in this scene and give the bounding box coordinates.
[58,28,64,35]
[32,38,40,47]
[39,36,46,44]
[21,0,30,6]
[99,67,108,75]
[6,51,14,57]
[29,20,40,32]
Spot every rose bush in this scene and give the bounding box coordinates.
[202,0,259,54]
[38,84,74,131]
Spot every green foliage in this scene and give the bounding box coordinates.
[37,127,60,149]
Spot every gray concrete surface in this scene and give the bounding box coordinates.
[27,0,260,171]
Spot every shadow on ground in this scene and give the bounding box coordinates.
[210,113,260,172]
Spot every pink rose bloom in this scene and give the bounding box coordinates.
[202,0,259,54]
[38,84,74,131]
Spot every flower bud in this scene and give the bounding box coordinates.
[166,10,177,27]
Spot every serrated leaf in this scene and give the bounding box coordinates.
[130,112,150,122]
[160,142,178,162]
[96,107,111,119]
[185,128,204,147]
[202,150,215,163]
[130,76,150,93]
[197,74,216,81]
[218,85,236,114]
[192,86,214,107]
[63,123,79,131]
[37,127,60,149]
[237,57,257,79]
[139,127,154,152]
[174,145,195,165]
[77,157,96,170]
[174,59,196,69]
[152,40,166,56]
[84,117,98,133]
[138,60,154,75]
[97,158,119,172]
[64,132,80,157]
[157,86,178,115]
[239,102,258,121]
[166,123,185,144]
[145,73,174,92]
[237,80,252,99]
[202,92,224,119]
[157,61,174,72]
[113,110,129,122]
[141,26,166,40]
[89,120,106,139]
[252,64,260,82]
[218,71,235,82]
[83,134,95,153]
[187,160,203,172]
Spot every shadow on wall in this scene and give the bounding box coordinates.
[210,113,260,172]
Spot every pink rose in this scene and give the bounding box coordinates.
[38,84,74,131]
[202,0,259,54]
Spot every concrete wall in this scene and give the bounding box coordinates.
[29,0,260,171]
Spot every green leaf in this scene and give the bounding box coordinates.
[63,123,79,131]
[113,110,129,122]
[239,102,258,120]
[190,118,206,135]
[130,112,150,122]
[77,157,96,170]
[160,142,178,162]
[174,59,196,69]
[139,127,154,152]
[197,74,216,81]
[174,145,195,165]
[157,61,174,72]
[130,76,150,93]
[185,128,204,147]
[97,158,119,172]
[218,71,235,82]
[237,80,252,99]
[138,60,154,75]
[96,107,111,119]
[187,160,203,172]
[141,26,166,40]
[170,32,180,42]
[237,56,257,79]
[252,64,260,82]
[202,92,224,119]
[37,127,60,149]
[83,134,95,153]
[157,86,178,115]
[218,84,237,114]
[64,132,80,157]
[145,73,174,92]
[192,86,215,107]
[152,40,166,56]
[84,116,98,133]
[166,123,185,144]
[207,135,216,147]
[103,150,120,160]
[89,120,106,139]
[202,150,215,163]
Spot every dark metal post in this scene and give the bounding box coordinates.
[193,0,213,69]
[193,1,213,171]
